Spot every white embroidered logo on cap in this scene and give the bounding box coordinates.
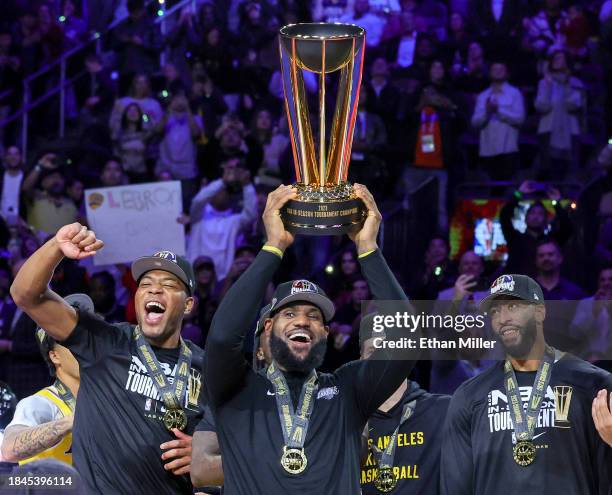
[154,251,177,263]
[534,293,539,300]
[291,280,318,295]
[491,275,515,294]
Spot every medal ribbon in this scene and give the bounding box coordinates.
[53,379,76,413]
[370,400,416,470]
[133,326,192,412]
[266,361,317,450]
[503,346,556,443]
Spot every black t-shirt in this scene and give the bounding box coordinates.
[441,354,612,495]
[361,382,451,495]
[61,311,206,495]
[204,249,415,495]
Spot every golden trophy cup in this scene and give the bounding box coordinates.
[278,23,367,235]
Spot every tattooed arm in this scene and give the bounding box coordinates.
[0,415,73,462]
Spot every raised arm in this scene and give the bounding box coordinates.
[205,186,296,404]
[10,223,104,342]
[338,185,416,418]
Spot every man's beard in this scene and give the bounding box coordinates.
[269,331,327,373]
[499,316,537,358]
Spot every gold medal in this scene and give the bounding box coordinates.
[163,408,187,431]
[513,440,536,466]
[374,466,397,493]
[280,446,307,475]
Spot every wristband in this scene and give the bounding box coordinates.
[262,245,283,258]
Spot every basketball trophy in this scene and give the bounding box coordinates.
[278,23,367,235]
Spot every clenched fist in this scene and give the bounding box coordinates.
[55,223,104,260]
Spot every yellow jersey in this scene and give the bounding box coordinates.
[18,385,73,465]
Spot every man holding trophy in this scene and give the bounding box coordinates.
[199,23,417,493]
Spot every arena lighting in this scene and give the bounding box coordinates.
[157,9,164,16]
[434,266,442,276]
[551,200,558,206]
[324,264,334,275]
[110,71,118,80]
[158,0,165,3]
[161,90,169,98]
[571,202,577,209]
[58,15,66,22]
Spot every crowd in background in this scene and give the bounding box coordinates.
[1,0,612,399]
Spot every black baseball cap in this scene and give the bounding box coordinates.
[479,274,545,312]
[268,280,335,322]
[255,302,274,336]
[131,251,196,295]
[37,294,95,376]
[193,255,215,271]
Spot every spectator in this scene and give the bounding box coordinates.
[436,250,488,304]
[453,41,489,96]
[192,255,218,340]
[111,0,162,76]
[15,11,42,75]
[471,61,525,181]
[0,268,17,384]
[21,154,78,237]
[383,10,422,71]
[195,27,235,94]
[0,28,22,125]
[416,0,448,41]
[250,108,288,186]
[87,271,125,323]
[215,244,266,301]
[366,57,401,135]
[322,275,370,372]
[535,238,586,350]
[442,11,473,65]
[156,93,203,204]
[74,53,115,138]
[239,2,274,51]
[524,0,568,57]
[431,250,494,394]
[99,158,127,188]
[0,146,26,224]
[534,50,583,179]
[571,265,612,362]
[37,3,64,63]
[202,117,263,179]
[500,180,572,276]
[349,87,387,193]
[109,73,163,136]
[186,158,257,279]
[561,4,590,59]
[66,177,85,222]
[411,235,456,301]
[472,0,522,42]
[60,0,88,46]
[536,239,586,300]
[190,75,228,142]
[312,0,354,22]
[112,103,152,183]
[402,59,463,230]
[339,0,385,48]
[159,62,186,99]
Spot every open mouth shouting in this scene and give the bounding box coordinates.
[144,300,166,326]
[286,328,313,353]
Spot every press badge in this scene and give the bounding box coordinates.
[421,134,435,153]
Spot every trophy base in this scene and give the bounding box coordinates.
[280,184,365,236]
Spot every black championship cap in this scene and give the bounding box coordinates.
[255,302,274,337]
[37,294,95,375]
[268,279,335,322]
[479,274,545,312]
[131,251,196,295]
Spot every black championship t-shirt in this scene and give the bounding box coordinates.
[61,310,206,494]
[361,382,451,495]
[441,354,612,495]
[209,361,384,495]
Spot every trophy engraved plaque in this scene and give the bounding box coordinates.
[278,23,367,235]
